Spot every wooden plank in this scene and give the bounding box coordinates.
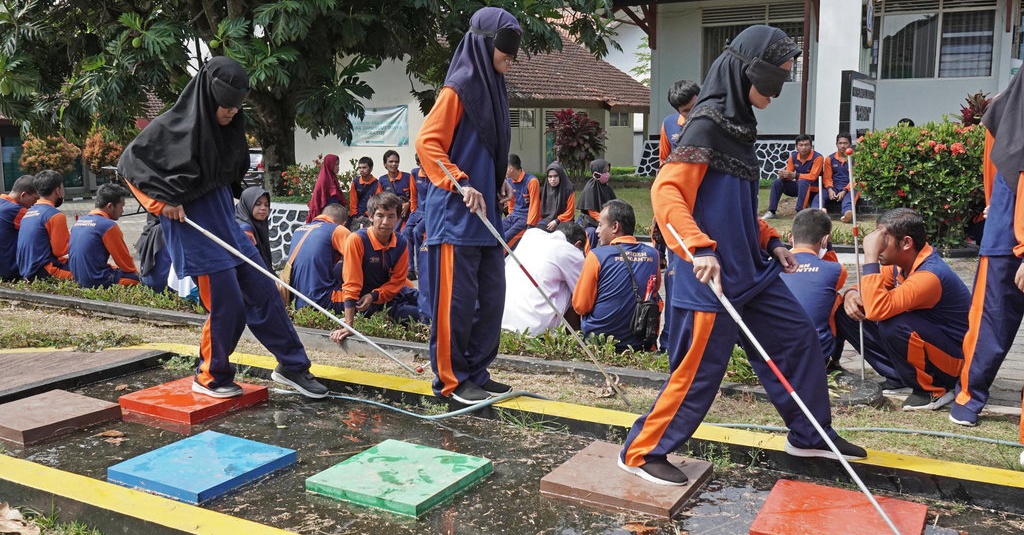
[0,348,169,403]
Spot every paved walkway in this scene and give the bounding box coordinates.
[58,198,1024,410]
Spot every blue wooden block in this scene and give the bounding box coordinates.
[107,430,296,504]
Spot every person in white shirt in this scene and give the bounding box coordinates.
[502,222,586,334]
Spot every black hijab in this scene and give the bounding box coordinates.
[540,162,573,221]
[134,213,164,277]
[668,25,800,181]
[578,158,616,220]
[235,186,273,269]
[444,7,521,191]
[982,69,1024,189]
[118,56,250,204]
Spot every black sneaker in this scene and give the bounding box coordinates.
[902,390,954,411]
[407,269,417,281]
[271,365,329,399]
[784,436,867,460]
[480,379,512,395]
[617,457,688,486]
[450,381,490,405]
[192,380,243,398]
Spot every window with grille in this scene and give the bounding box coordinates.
[510,109,536,128]
[609,112,631,127]
[701,3,804,82]
[878,1,995,79]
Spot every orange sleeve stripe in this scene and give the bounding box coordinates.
[415,87,468,192]
[124,181,166,216]
[348,188,358,217]
[558,192,575,222]
[822,155,834,189]
[862,269,942,321]
[341,233,365,302]
[526,178,541,225]
[13,207,25,229]
[571,252,601,315]
[798,154,823,181]
[409,176,418,213]
[332,226,350,254]
[377,244,409,303]
[652,162,715,256]
[1013,172,1024,258]
[786,155,795,172]
[102,225,138,273]
[758,219,781,250]
[659,124,671,165]
[45,212,70,259]
[983,130,995,204]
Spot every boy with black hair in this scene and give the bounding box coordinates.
[837,208,969,411]
[379,149,415,231]
[349,156,381,221]
[502,153,540,247]
[16,169,71,281]
[0,175,39,280]
[762,134,823,219]
[822,133,859,223]
[659,79,701,165]
[69,183,140,288]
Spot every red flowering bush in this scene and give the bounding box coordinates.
[854,120,986,247]
[277,154,323,198]
[546,109,607,182]
[19,133,82,175]
[82,127,124,176]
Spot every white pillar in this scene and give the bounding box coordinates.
[812,0,863,148]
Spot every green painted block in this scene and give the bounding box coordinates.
[306,439,492,517]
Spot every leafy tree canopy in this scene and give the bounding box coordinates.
[0,0,619,174]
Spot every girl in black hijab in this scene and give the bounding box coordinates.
[537,162,575,231]
[235,185,274,271]
[577,158,615,228]
[118,56,327,400]
[619,25,865,486]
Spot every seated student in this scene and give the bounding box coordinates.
[135,213,171,293]
[69,183,140,288]
[820,133,860,223]
[331,192,421,343]
[779,209,847,368]
[836,208,969,410]
[577,158,615,229]
[378,150,415,232]
[537,162,575,232]
[235,186,274,271]
[0,175,39,281]
[572,199,660,351]
[288,204,350,312]
[502,153,540,247]
[502,222,586,334]
[762,134,823,219]
[16,169,72,281]
[402,154,430,281]
[349,156,381,221]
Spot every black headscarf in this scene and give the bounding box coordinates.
[540,162,573,222]
[578,158,616,225]
[982,69,1024,189]
[444,7,521,191]
[134,213,164,277]
[235,186,273,270]
[668,25,800,181]
[118,56,250,204]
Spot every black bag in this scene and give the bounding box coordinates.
[615,245,660,349]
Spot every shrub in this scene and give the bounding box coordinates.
[19,133,81,175]
[277,154,323,198]
[958,91,990,127]
[546,109,607,182]
[82,126,124,176]
[853,120,986,248]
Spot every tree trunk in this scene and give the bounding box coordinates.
[248,92,296,195]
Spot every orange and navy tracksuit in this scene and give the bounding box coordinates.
[502,170,540,247]
[952,131,1024,428]
[836,244,968,396]
[820,151,859,213]
[767,150,824,213]
[288,215,350,312]
[572,236,660,351]
[402,167,430,276]
[621,161,839,469]
[342,228,421,322]
[15,199,71,281]
[538,190,576,229]
[381,171,415,231]
[659,113,685,165]
[349,175,382,220]
[127,182,314,391]
[780,248,847,363]
[68,210,140,288]
[416,85,506,398]
[0,194,28,280]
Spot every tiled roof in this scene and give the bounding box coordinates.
[506,35,650,112]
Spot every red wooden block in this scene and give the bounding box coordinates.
[119,377,268,432]
[750,479,927,535]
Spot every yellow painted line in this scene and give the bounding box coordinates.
[0,347,77,354]
[138,342,1024,491]
[0,455,293,535]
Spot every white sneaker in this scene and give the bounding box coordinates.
[760,211,776,220]
[882,386,913,395]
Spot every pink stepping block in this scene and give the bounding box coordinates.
[119,377,267,432]
[0,390,121,447]
[749,479,928,535]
